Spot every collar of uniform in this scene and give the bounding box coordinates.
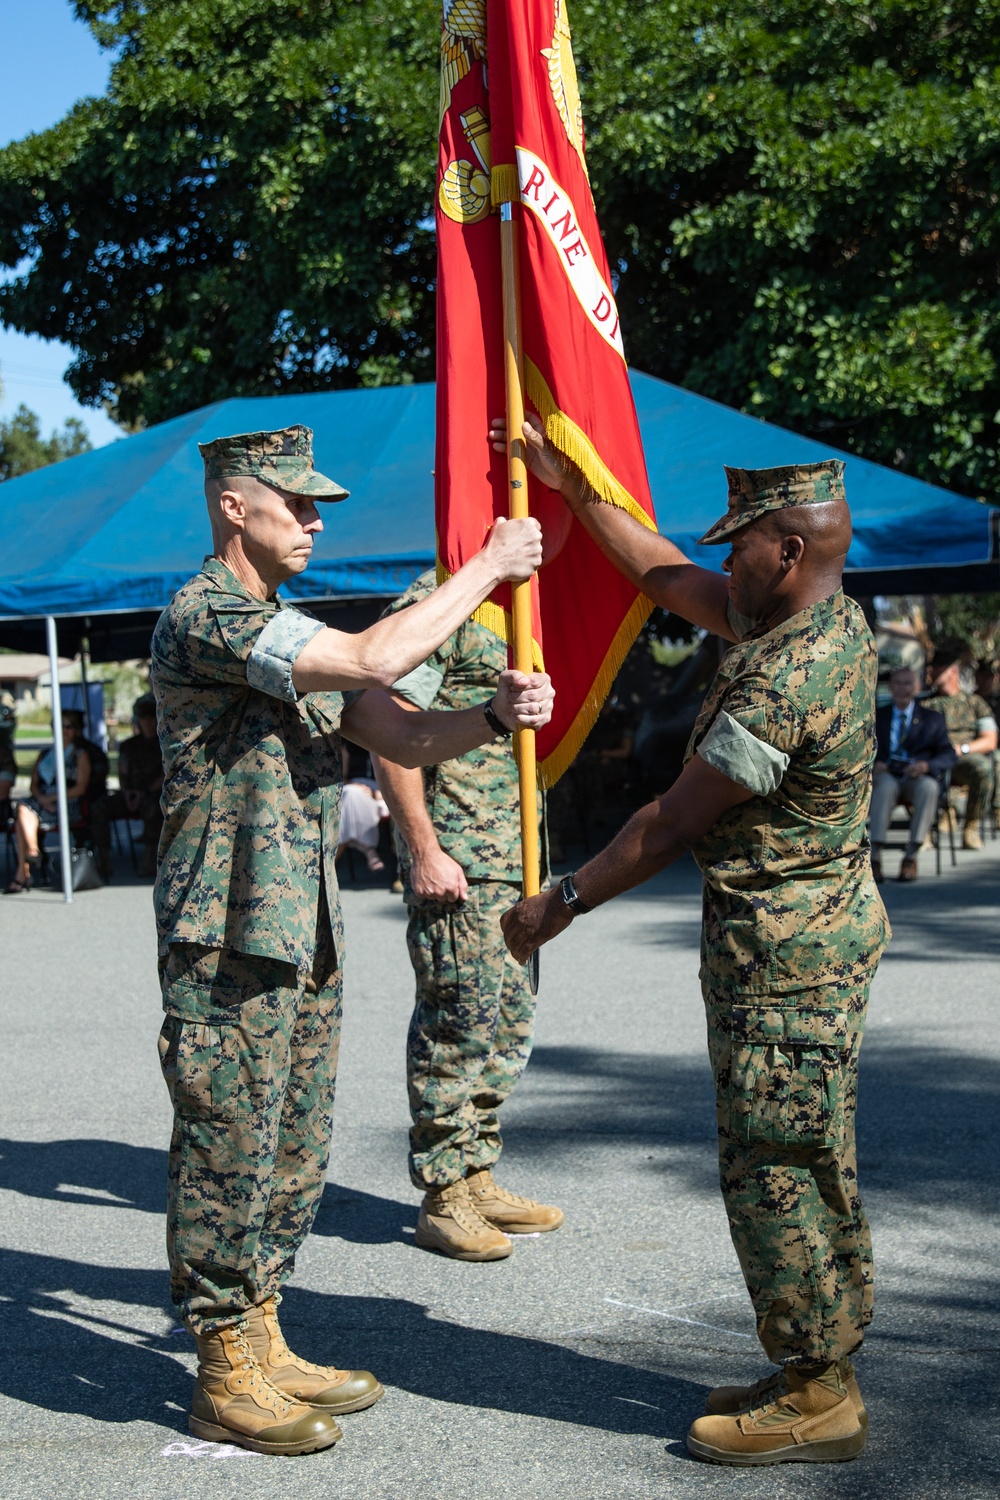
[200,555,286,610]
[740,587,844,647]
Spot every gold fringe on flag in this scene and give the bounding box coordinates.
[435,356,658,787]
[522,359,656,786]
[537,589,653,788]
[434,556,546,672]
[525,360,658,533]
[491,163,519,206]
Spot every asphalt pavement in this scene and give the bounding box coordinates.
[1,837,998,1499]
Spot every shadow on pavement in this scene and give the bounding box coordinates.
[2,1249,696,1439]
[4,1029,995,1229]
[0,1139,165,1214]
[3,1255,190,1428]
[874,857,1000,962]
[311,1181,419,1242]
[513,1039,999,1218]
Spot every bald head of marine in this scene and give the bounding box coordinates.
[698,460,852,629]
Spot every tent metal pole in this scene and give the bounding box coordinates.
[46,615,73,904]
[79,634,91,738]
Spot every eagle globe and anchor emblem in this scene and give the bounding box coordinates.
[438,0,587,226]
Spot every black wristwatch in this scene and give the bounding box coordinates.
[560,873,592,915]
[483,698,512,739]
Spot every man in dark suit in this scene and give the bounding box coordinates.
[870,666,956,882]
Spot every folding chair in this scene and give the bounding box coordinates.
[882,771,955,877]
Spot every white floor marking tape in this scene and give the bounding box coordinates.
[161,1440,263,1460]
[604,1297,754,1339]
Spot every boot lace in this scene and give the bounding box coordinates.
[745,1371,788,1420]
[230,1324,296,1414]
[437,1182,497,1236]
[469,1172,536,1210]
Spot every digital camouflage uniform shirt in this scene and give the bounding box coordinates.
[923,688,998,827]
[386,570,529,887]
[150,556,347,967]
[923,690,997,750]
[687,589,890,1032]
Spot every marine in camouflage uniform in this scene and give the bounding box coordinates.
[152,555,352,1333]
[501,442,889,1465]
[375,571,562,1261]
[688,584,887,1372]
[924,649,998,848]
[152,423,551,1452]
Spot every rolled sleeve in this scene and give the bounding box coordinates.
[246,609,325,702]
[698,709,790,796]
[977,715,998,735]
[391,661,445,710]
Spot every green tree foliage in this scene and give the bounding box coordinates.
[577,0,1000,499]
[0,401,92,481]
[933,594,1000,658]
[0,0,999,504]
[0,0,441,428]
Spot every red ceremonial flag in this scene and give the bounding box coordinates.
[435,0,658,786]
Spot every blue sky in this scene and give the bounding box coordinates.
[0,0,120,447]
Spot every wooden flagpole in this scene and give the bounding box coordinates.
[499,200,541,956]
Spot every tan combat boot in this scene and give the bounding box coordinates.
[464,1167,564,1234]
[963,825,984,850]
[415,1179,512,1261]
[244,1295,384,1414]
[190,1320,342,1455]
[687,1361,866,1466]
[704,1357,867,1431]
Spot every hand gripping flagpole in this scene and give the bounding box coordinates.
[500,197,540,994]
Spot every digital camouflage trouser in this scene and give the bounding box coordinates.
[951,753,993,826]
[706,985,873,1366]
[406,881,535,1189]
[158,914,342,1334]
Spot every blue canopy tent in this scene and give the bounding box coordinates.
[0,372,996,662]
[3,373,993,902]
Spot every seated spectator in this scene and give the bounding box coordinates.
[974,659,1000,830]
[92,692,164,879]
[975,659,1000,709]
[925,644,999,850]
[870,667,956,883]
[337,769,389,875]
[0,689,16,806]
[79,731,109,803]
[5,709,91,894]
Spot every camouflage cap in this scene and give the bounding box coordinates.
[698,459,846,546]
[198,425,348,501]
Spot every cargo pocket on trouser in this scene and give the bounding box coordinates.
[159,1013,270,1296]
[158,1017,242,1123]
[729,1041,847,1151]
